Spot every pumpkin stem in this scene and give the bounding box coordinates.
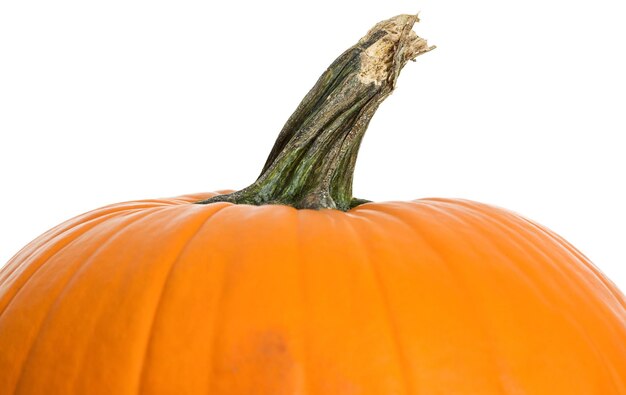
[197,14,434,210]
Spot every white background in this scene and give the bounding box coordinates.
[1,1,625,291]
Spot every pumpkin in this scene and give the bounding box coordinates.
[1,14,624,395]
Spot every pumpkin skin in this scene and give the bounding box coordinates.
[1,192,624,394]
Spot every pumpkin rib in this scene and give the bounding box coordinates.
[204,205,254,394]
[438,200,626,392]
[427,201,555,309]
[415,203,516,393]
[294,209,346,394]
[64,204,213,395]
[425,200,578,298]
[10,207,172,395]
[144,197,199,205]
[134,202,231,395]
[430,201,587,306]
[135,202,245,394]
[496,206,620,314]
[204,204,306,394]
[0,209,154,393]
[0,202,161,285]
[464,201,613,393]
[379,202,511,393]
[462,200,626,319]
[518,215,626,312]
[491,209,626,394]
[452,201,595,291]
[444,203,604,357]
[356,205,467,391]
[427,200,574,308]
[341,211,415,395]
[221,204,307,395]
[0,200,173,286]
[422,200,560,312]
[0,205,156,321]
[294,209,313,395]
[1,207,153,393]
[465,204,626,393]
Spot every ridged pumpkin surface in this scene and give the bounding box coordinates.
[0,192,624,394]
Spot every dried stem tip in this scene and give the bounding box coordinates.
[358,14,434,86]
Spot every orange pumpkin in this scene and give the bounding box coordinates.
[1,15,625,395]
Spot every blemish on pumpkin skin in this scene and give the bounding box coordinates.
[257,331,288,357]
[214,330,298,394]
